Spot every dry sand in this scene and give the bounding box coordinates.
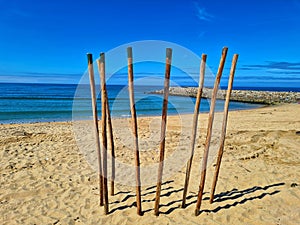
[0,104,299,224]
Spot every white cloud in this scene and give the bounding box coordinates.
[194,2,214,21]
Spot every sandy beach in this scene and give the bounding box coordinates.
[1,103,299,224]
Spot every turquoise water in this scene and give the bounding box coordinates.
[0,83,264,124]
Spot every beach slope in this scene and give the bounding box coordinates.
[0,104,299,224]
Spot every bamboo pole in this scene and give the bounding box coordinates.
[127,47,142,216]
[181,54,207,208]
[106,101,115,196]
[195,47,228,216]
[209,54,239,204]
[87,53,104,206]
[98,53,109,215]
[154,48,172,216]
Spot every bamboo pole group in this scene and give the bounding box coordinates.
[210,54,239,203]
[194,47,228,216]
[86,46,239,216]
[87,53,115,215]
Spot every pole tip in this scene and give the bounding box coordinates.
[100,52,105,63]
[127,47,133,58]
[195,209,200,216]
[222,47,229,54]
[87,53,93,64]
[166,48,172,60]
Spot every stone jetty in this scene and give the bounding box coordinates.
[150,87,300,105]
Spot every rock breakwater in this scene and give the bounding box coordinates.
[150,87,300,105]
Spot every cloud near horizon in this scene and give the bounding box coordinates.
[242,61,300,71]
[0,71,82,84]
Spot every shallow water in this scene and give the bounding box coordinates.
[0,83,263,124]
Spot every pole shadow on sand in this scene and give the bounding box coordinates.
[108,182,284,215]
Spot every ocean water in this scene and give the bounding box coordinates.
[0,83,273,124]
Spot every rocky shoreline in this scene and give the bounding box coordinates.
[150,87,300,105]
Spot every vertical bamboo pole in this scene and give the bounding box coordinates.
[195,47,228,216]
[98,53,109,214]
[106,102,115,196]
[127,47,142,216]
[209,54,239,203]
[154,48,172,216]
[181,54,207,208]
[87,53,104,206]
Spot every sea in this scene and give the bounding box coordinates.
[0,83,298,124]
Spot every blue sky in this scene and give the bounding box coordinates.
[0,0,299,88]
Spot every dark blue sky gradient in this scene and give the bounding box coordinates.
[0,0,299,87]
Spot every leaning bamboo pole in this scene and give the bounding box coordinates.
[127,47,142,216]
[195,47,228,216]
[181,54,207,208]
[154,48,172,216]
[106,93,115,196]
[209,54,239,203]
[87,53,104,206]
[98,53,109,215]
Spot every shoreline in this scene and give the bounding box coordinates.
[1,102,271,126]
